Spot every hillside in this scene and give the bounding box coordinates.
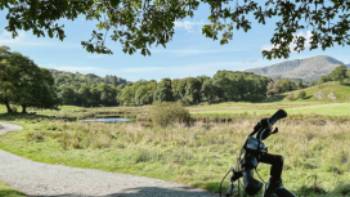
[284,81,350,102]
[49,69,128,86]
[247,55,345,82]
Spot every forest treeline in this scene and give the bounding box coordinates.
[53,69,306,107]
[3,46,348,111]
[53,69,271,106]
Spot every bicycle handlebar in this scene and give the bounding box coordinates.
[268,109,287,125]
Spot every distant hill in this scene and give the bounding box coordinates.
[284,81,350,102]
[49,69,128,86]
[247,56,345,82]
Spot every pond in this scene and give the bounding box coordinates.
[82,117,130,123]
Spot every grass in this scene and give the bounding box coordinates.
[188,101,350,119]
[0,182,24,197]
[0,109,349,196]
[1,100,350,196]
[284,81,350,102]
[188,82,350,120]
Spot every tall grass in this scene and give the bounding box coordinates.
[0,115,349,196]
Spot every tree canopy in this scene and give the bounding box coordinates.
[320,65,350,84]
[1,0,349,59]
[0,46,58,113]
[52,70,126,107]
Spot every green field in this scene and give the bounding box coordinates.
[0,101,350,196]
[188,83,350,119]
[189,101,350,118]
[284,81,350,102]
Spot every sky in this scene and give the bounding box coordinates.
[0,6,349,81]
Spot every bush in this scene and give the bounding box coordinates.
[150,102,192,127]
[286,93,296,101]
[26,131,46,142]
[297,90,307,100]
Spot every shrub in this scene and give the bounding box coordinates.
[297,90,307,100]
[150,102,192,127]
[286,93,296,101]
[26,131,45,142]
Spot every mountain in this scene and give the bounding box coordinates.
[247,55,345,82]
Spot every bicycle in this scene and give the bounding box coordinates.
[220,109,296,197]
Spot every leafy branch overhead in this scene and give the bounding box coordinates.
[1,0,349,59]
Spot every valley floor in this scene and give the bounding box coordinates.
[0,101,349,196]
[0,122,215,197]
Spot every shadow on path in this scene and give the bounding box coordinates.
[29,186,217,197]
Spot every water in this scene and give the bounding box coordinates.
[82,117,130,123]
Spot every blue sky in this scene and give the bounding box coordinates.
[0,7,349,81]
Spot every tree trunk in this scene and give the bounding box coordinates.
[21,105,27,114]
[4,101,12,113]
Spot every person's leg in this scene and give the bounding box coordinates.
[259,153,284,180]
[259,153,284,196]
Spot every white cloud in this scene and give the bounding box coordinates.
[261,31,313,52]
[174,20,204,32]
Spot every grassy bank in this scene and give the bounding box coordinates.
[0,182,24,197]
[188,101,350,119]
[0,111,349,196]
[284,82,350,102]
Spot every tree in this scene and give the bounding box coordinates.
[52,69,125,107]
[172,78,202,105]
[329,65,348,81]
[153,78,173,102]
[0,47,58,113]
[134,81,157,105]
[59,86,78,105]
[98,84,118,106]
[267,79,299,96]
[118,84,136,106]
[212,70,269,102]
[0,46,15,113]
[183,78,202,105]
[201,79,219,104]
[1,1,349,59]
[320,65,349,83]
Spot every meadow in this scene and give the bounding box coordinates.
[0,101,349,196]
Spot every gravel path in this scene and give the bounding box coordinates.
[0,122,22,135]
[0,122,218,197]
